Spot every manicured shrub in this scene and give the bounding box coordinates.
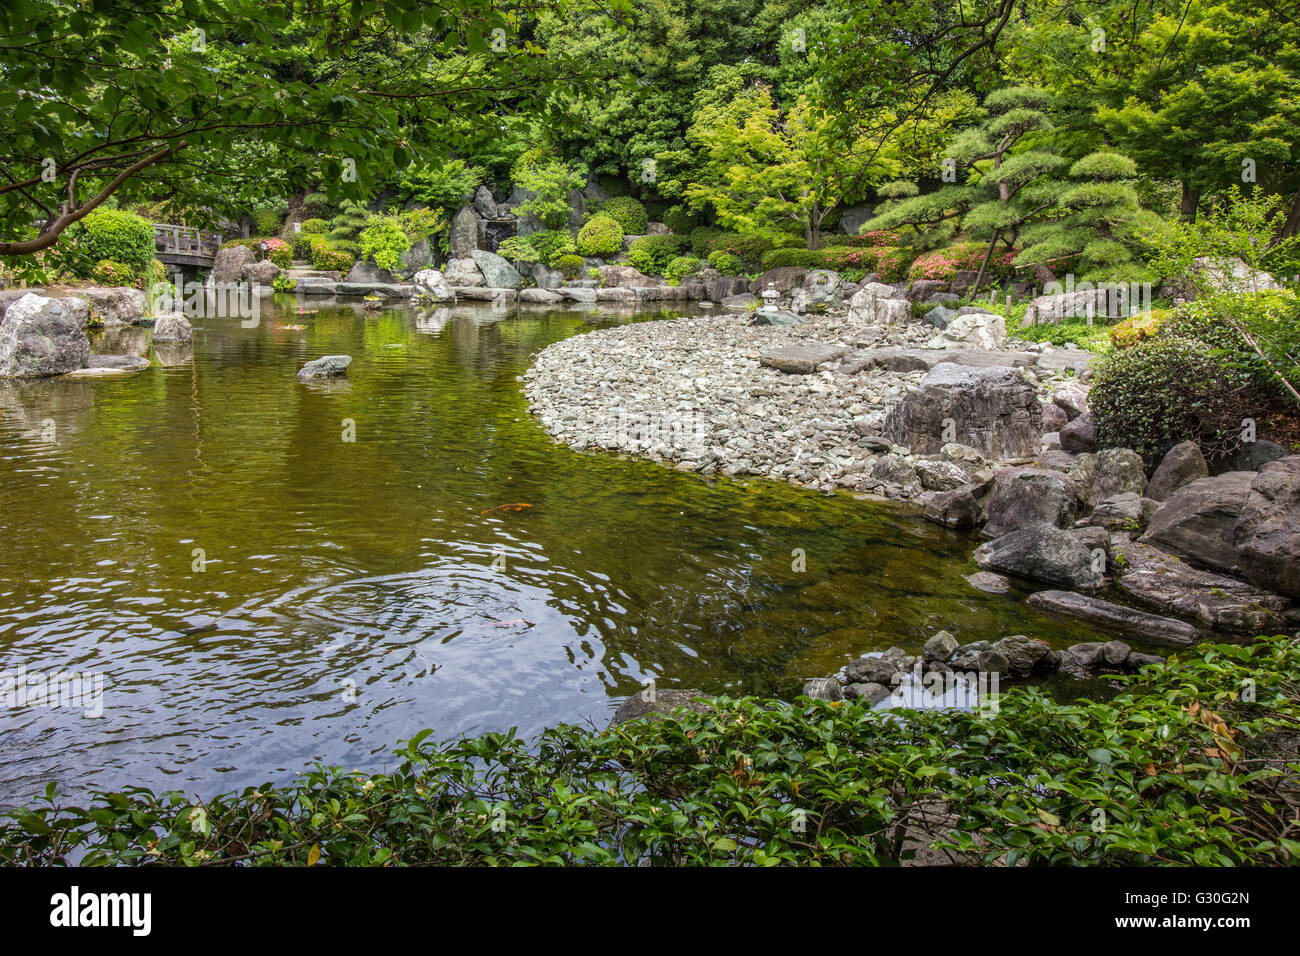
[576,214,623,257]
[90,259,135,285]
[708,251,743,275]
[1109,310,1168,349]
[300,218,328,235]
[555,254,585,280]
[598,196,648,234]
[664,255,702,285]
[80,209,155,272]
[1091,337,1256,466]
[627,234,688,275]
[691,231,774,272]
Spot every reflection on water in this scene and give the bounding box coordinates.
[0,296,1107,802]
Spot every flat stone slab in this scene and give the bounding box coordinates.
[759,343,850,374]
[838,347,1034,375]
[1025,589,1198,645]
[1112,541,1291,633]
[334,282,414,297]
[1033,350,1096,373]
[61,354,151,379]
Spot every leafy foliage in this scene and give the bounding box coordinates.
[77,209,155,273]
[576,214,623,257]
[598,196,649,234]
[359,216,412,273]
[627,234,688,275]
[512,151,587,230]
[3,636,1297,866]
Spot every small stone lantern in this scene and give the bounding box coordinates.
[761,282,780,305]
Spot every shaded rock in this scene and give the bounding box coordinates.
[1216,439,1287,475]
[1147,441,1208,501]
[449,206,478,259]
[844,682,891,704]
[1086,492,1157,532]
[0,294,90,377]
[965,571,1011,594]
[992,635,1051,677]
[599,265,654,289]
[1041,401,1068,431]
[612,688,711,725]
[923,305,957,330]
[209,245,254,285]
[1038,450,1077,472]
[802,677,843,701]
[1050,379,1090,420]
[1113,540,1290,633]
[1069,448,1147,507]
[846,655,902,685]
[914,459,972,492]
[297,354,352,381]
[1025,590,1197,645]
[924,481,987,529]
[883,363,1041,459]
[343,260,389,284]
[1141,472,1254,572]
[519,288,564,305]
[908,280,948,302]
[973,525,1104,590]
[750,307,802,326]
[1059,412,1097,453]
[1233,456,1300,598]
[983,467,1077,538]
[922,631,959,661]
[749,267,809,295]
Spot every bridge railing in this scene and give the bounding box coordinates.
[154,224,222,259]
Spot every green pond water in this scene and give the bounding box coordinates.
[0,295,1121,802]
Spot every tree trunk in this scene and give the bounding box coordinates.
[1180,181,1200,221]
[1275,182,1300,242]
[973,232,1000,297]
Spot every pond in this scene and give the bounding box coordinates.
[0,295,1114,803]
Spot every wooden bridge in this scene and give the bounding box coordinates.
[154,224,222,268]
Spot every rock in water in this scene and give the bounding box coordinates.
[1025,590,1197,645]
[802,677,843,701]
[973,525,1104,590]
[470,249,522,290]
[1233,456,1300,598]
[883,363,1041,459]
[0,293,90,377]
[444,258,484,288]
[297,355,352,381]
[151,313,192,342]
[982,467,1077,538]
[611,689,711,725]
[413,269,455,302]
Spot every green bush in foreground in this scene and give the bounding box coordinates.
[79,208,155,273]
[576,214,623,257]
[2,637,1297,867]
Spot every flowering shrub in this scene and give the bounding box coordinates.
[309,238,354,273]
[261,237,293,269]
[907,242,1017,282]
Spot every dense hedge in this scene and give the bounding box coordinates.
[79,209,155,272]
[598,196,648,234]
[3,637,1297,866]
[576,214,623,256]
[759,245,909,281]
[627,234,688,275]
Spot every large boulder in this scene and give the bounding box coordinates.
[471,186,499,219]
[1068,448,1147,507]
[1140,472,1255,572]
[598,265,653,289]
[0,293,90,377]
[847,282,912,325]
[790,269,843,313]
[926,310,1007,350]
[1050,379,1090,421]
[77,286,147,326]
[1113,540,1291,633]
[444,258,484,288]
[1147,441,1208,501]
[749,267,808,295]
[982,467,1077,538]
[470,249,522,290]
[973,525,1104,590]
[1023,288,1120,325]
[209,245,254,285]
[344,261,392,284]
[883,363,1042,459]
[923,481,988,529]
[413,269,455,302]
[240,259,282,285]
[1233,456,1300,598]
[519,288,564,305]
[449,206,478,259]
[151,313,192,342]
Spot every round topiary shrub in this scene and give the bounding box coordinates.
[300,219,328,235]
[1091,337,1255,467]
[627,234,688,275]
[664,255,702,285]
[555,254,585,280]
[81,209,155,273]
[599,196,648,234]
[576,214,623,257]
